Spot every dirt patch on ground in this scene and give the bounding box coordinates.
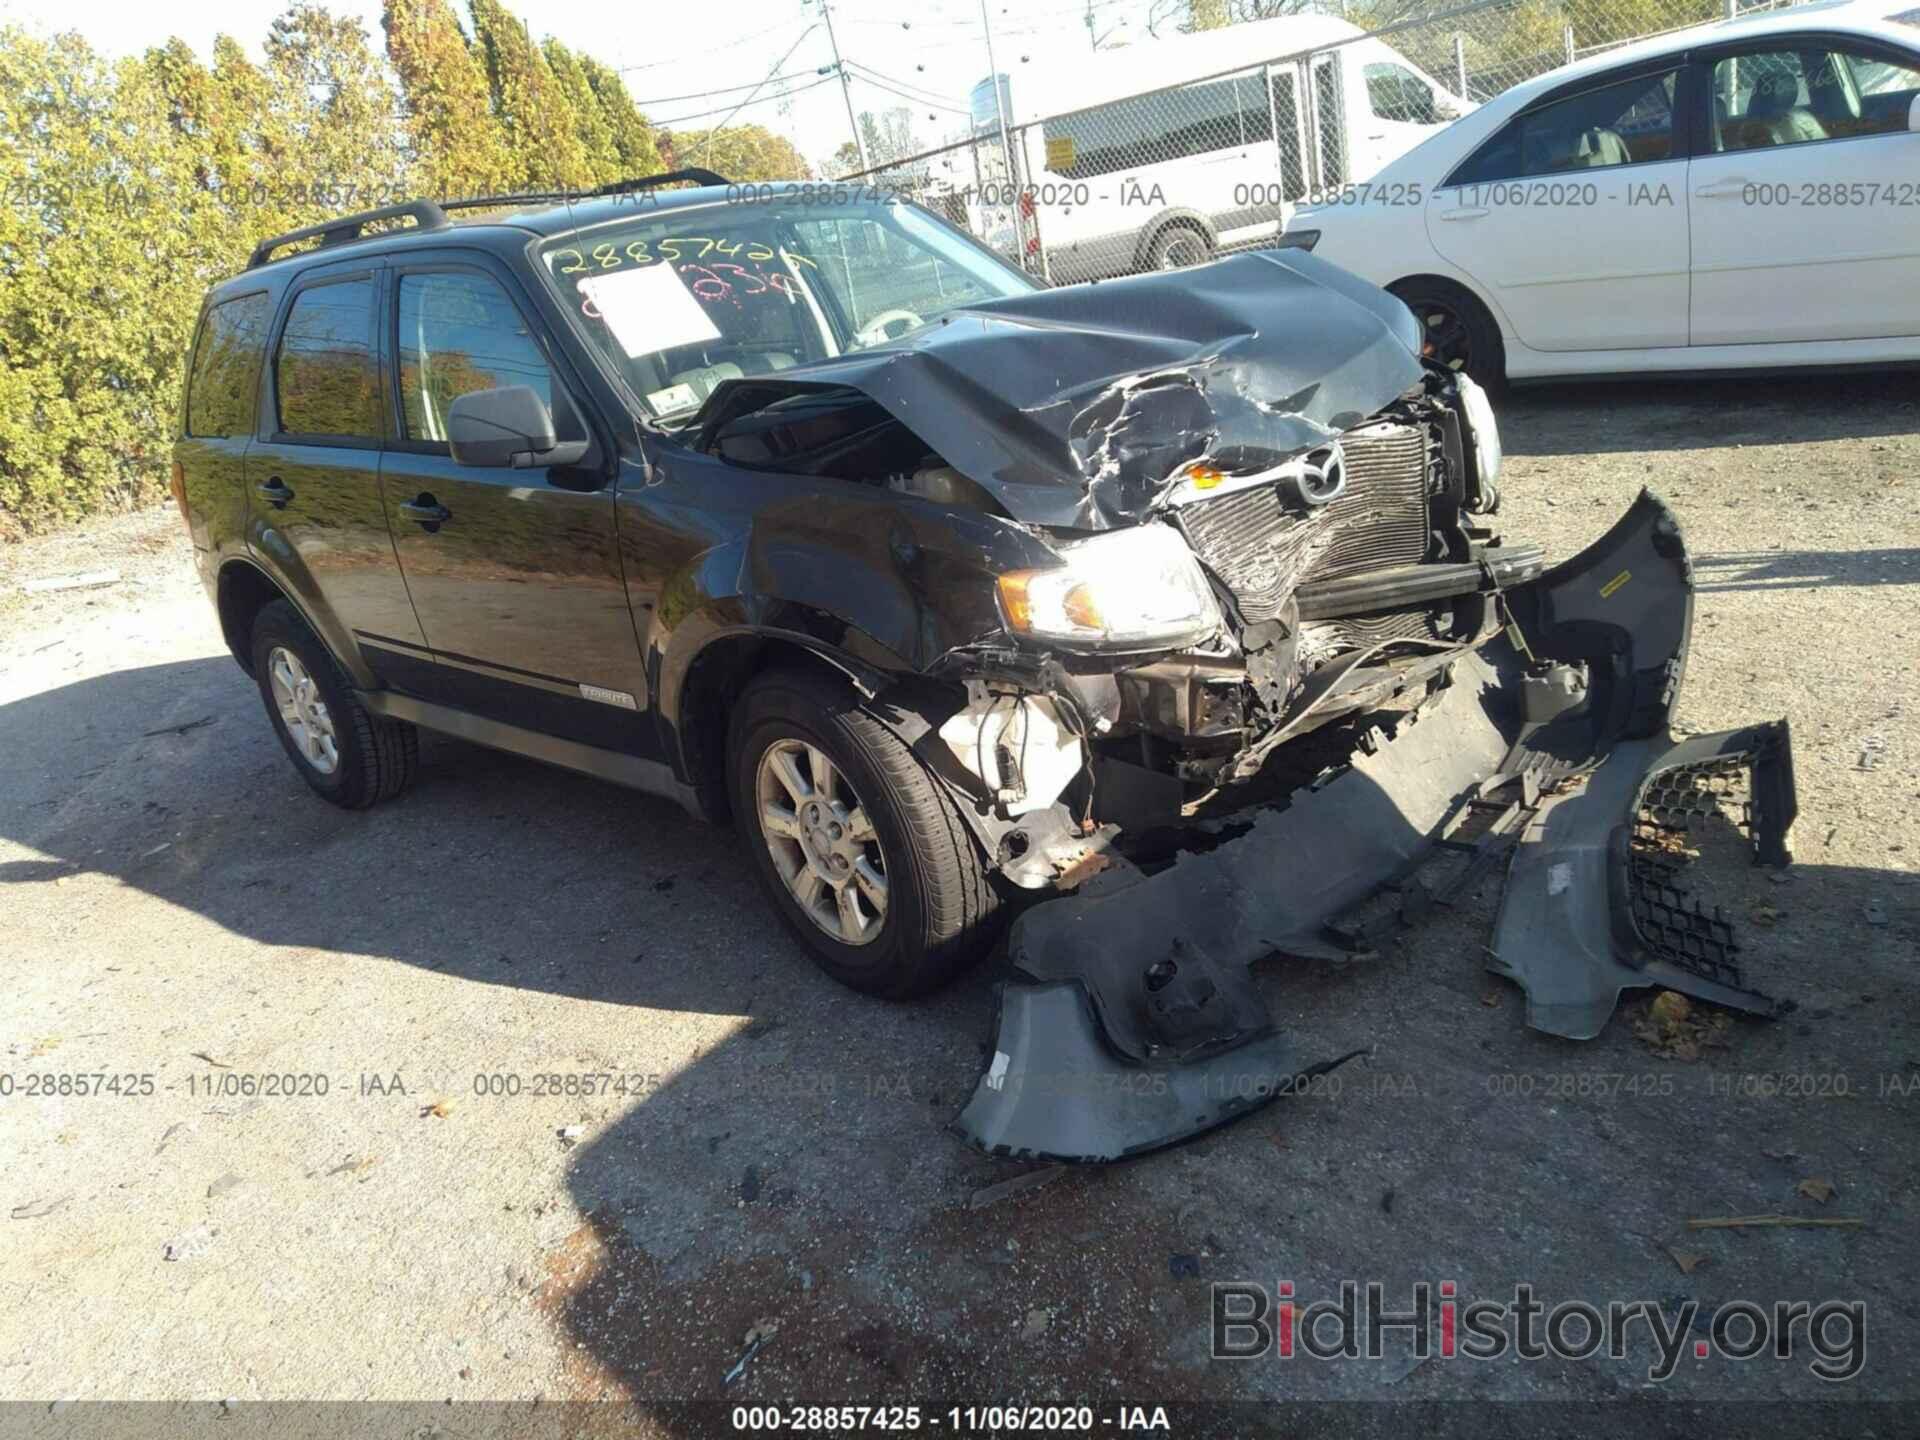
[2,373,1916,1415]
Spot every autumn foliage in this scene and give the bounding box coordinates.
[0,0,805,532]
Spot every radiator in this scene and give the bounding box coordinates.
[1175,421,1434,635]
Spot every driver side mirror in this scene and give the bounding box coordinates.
[1910,94,1920,131]
[447,386,589,470]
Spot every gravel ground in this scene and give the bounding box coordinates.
[1,374,1916,1426]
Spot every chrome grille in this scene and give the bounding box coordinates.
[1176,422,1432,623]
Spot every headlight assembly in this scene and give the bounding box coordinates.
[1455,371,1503,490]
[996,523,1222,653]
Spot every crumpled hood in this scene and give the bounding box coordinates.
[704,248,1426,531]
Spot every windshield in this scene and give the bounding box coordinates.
[540,198,1036,422]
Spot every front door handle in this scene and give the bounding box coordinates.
[1437,206,1489,221]
[400,495,451,531]
[255,477,293,508]
[1694,177,1750,199]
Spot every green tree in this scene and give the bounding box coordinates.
[666,124,811,183]
[382,0,514,198]
[468,0,588,189]
[542,38,618,184]
[264,4,407,206]
[577,56,665,177]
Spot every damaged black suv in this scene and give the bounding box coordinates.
[176,171,1796,1160]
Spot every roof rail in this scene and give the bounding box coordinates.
[437,169,733,216]
[248,200,449,270]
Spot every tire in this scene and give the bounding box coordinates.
[1143,223,1212,271]
[250,599,418,809]
[1389,277,1506,391]
[730,667,1000,999]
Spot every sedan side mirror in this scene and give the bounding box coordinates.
[447,386,589,469]
[1910,94,1920,132]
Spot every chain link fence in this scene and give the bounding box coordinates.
[845,0,1805,282]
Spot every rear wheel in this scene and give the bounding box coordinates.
[730,668,999,998]
[251,600,417,809]
[1389,277,1506,390]
[1144,223,1212,271]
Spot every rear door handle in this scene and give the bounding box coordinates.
[1437,207,1489,221]
[255,477,293,508]
[1694,177,1749,199]
[400,495,451,530]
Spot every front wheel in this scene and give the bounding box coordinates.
[730,668,1000,998]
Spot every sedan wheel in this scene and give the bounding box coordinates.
[755,737,888,945]
[1414,300,1474,373]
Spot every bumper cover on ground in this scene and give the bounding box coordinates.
[956,490,1798,1162]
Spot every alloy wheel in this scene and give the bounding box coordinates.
[268,646,339,775]
[755,738,888,945]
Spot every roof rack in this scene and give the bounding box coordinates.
[245,171,732,270]
[247,200,449,271]
[437,168,733,216]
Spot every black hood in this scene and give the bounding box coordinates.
[698,248,1427,531]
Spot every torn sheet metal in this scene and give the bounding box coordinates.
[954,489,1800,1162]
[697,250,1426,531]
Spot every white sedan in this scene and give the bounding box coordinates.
[1278,0,1920,383]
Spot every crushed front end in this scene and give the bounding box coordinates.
[946,458,1796,1162]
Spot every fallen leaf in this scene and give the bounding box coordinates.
[1479,990,1502,1007]
[1666,1247,1708,1274]
[421,1100,453,1119]
[190,1051,231,1068]
[1796,1177,1836,1205]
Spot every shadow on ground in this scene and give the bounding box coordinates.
[5,654,1917,1410]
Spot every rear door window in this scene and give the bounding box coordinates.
[186,293,270,437]
[274,277,380,441]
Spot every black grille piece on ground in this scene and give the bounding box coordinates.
[1627,742,1788,991]
[1175,421,1431,626]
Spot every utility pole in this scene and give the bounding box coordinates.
[817,0,870,173]
[979,0,1028,267]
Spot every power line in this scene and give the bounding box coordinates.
[615,17,809,74]
[629,72,824,106]
[653,73,837,128]
[844,63,973,113]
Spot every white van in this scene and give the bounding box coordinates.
[971,15,1469,282]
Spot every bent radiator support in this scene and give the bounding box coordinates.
[956,490,1798,1163]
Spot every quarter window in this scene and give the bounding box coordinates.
[186,293,269,438]
[398,272,552,443]
[275,278,379,440]
[1448,69,1678,185]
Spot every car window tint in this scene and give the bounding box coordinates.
[275,279,379,439]
[398,272,552,443]
[1713,44,1919,151]
[1366,62,1437,123]
[186,293,269,437]
[1449,69,1678,184]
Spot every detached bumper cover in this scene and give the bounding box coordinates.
[956,490,1797,1162]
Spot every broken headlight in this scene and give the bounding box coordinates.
[996,523,1223,653]
[1456,372,1503,489]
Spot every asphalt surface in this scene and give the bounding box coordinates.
[1,373,1917,1428]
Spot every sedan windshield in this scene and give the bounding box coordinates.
[540,197,1036,421]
